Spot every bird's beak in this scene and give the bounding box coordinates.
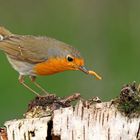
[78,66,102,80]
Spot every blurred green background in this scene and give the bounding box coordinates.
[0,0,140,125]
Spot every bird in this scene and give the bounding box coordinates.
[0,26,102,96]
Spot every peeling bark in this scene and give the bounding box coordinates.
[3,101,140,140]
[53,101,140,140]
[5,117,51,140]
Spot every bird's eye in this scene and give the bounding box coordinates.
[67,55,74,62]
[0,35,4,41]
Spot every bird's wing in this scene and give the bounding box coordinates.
[0,35,53,64]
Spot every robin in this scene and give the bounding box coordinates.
[0,26,102,96]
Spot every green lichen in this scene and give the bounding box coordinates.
[116,82,140,116]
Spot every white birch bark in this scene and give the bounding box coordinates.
[4,101,140,140]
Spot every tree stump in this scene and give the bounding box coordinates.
[1,82,140,140]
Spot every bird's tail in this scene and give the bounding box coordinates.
[0,26,14,52]
[0,26,12,36]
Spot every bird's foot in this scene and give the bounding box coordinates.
[36,93,56,98]
[26,93,81,118]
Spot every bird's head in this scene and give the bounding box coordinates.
[34,44,102,80]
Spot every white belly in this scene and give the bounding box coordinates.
[6,55,36,76]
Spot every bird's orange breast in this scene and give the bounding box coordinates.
[33,57,84,75]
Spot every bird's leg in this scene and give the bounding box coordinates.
[18,75,40,96]
[30,76,49,95]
